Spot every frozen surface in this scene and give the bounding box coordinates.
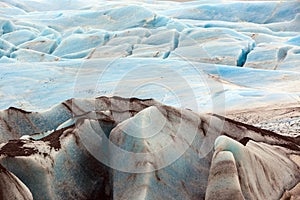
[0,0,299,114]
[0,97,299,200]
[0,58,299,113]
[0,0,300,199]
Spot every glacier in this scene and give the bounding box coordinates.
[0,97,300,200]
[0,0,299,112]
[0,0,300,199]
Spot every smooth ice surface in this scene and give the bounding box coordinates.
[0,58,299,113]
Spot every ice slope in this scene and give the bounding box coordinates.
[0,164,33,200]
[0,97,299,199]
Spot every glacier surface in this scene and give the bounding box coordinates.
[0,0,299,113]
[0,0,300,199]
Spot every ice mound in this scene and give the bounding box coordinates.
[0,97,299,199]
